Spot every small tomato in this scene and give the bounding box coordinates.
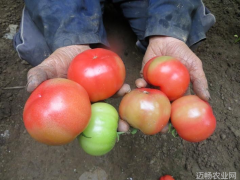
[79,102,119,156]
[159,175,175,180]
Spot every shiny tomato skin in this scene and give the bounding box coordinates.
[23,78,91,145]
[159,175,175,180]
[171,95,216,142]
[79,103,118,156]
[68,48,126,102]
[143,56,190,101]
[119,88,171,135]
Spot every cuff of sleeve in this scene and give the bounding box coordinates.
[145,15,190,43]
[52,33,109,52]
[145,1,215,47]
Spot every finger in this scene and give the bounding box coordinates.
[192,74,210,101]
[118,119,130,132]
[26,45,91,93]
[160,123,169,134]
[189,61,210,101]
[112,83,131,97]
[135,78,148,88]
[26,67,48,92]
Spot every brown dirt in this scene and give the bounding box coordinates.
[0,1,240,180]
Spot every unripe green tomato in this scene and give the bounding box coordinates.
[78,102,118,156]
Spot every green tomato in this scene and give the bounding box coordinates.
[78,102,119,156]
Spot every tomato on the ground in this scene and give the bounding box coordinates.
[159,175,175,180]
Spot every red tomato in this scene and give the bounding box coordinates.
[171,95,216,142]
[68,48,126,102]
[119,88,171,135]
[159,175,175,180]
[23,78,91,145]
[143,56,190,101]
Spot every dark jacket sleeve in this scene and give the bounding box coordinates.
[24,0,108,52]
[145,0,216,46]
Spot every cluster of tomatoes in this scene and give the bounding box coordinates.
[120,56,217,143]
[23,48,125,156]
[23,48,216,160]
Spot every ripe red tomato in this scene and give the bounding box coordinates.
[171,95,216,142]
[68,48,126,102]
[159,175,175,180]
[23,78,91,145]
[119,88,171,135]
[143,56,190,101]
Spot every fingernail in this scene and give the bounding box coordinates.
[123,84,131,94]
[136,82,146,88]
[206,91,211,101]
[26,81,35,93]
[25,81,30,92]
[208,96,212,101]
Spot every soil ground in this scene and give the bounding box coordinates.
[0,1,240,180]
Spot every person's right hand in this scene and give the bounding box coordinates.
[135,36,210,101]
[27,45,91,92]
[119,36,211,133]
[27,45,131,95]
[26,45,131,132]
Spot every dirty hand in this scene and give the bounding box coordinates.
[27,45,90,92]
[26,45,131,131]
[27,45,130,95]
[135,36,210,101]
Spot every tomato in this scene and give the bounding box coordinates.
[143,56,190,101]
[23,78,91,145]
[68,48,126,102]
[159,175,175,180]
[119,88,171,135]
[171,95,216,142]
[78,102,118,156]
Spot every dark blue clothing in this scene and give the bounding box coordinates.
[14,0,215,66]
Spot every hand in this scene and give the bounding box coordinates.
[27,45,91,92]
[27,45,130,95]
[135,36,210,101]
[26,44,131,131]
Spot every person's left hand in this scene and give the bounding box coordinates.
[26,45,131,132]
[135,36,210,101]
[118,36,210,133]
